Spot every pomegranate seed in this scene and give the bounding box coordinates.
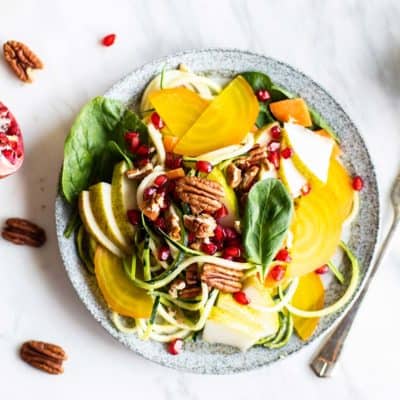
[2,149,16,164]
[275,248,291,262]
[136,144,151,157]
[233,291,250,305]
[137,158,150,168]
[201,242,218,255]
[225,238,242,248]
[143,186,157,200]
[213,225,226,242]
[269,265,286,281]
[165,152,182,169]
[214,205,228,220]
[224,227,238,240]
[125,132,140,151]
[256,89,271,102]
[188,232,196,244]
[10,141,18,151]
[158,245,171,261]
[281,147,293,159]
[127,209,140,225]
[301,183,311,196]
[101,34,116,47]
[267,151,280,169]
[154,216,166,230]
[267,141,281,152]
[196,160,213,173]
[167,338,183,355]
[0,133,8,146]
[151,112,164,129]
[165,180,176,194]
[223,246,241,259]
[315,264,329,275]
[270,125,281,140]
[352,176,364,191]
[154,174,168,187]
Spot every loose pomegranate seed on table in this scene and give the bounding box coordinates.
[127,210,140,225]
[143,186,157,200]
[275,248,291,262]
[256,89,271,102]
[201,242,218,255]
[223,246,241,259]
[101,33,116,47]
[281,147,293,159]
[214,204,228,220]
[233,291,250,305]
[154,174,168,187]
[167,338,183,355]
[270,125,281,140]
[269,265,286,281]
[158,245,171,261]
[352,175,364,191]
[315,264,329,275]
[196,160,213,173]
[151,112,164,129]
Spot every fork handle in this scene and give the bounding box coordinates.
[310,215,399,377]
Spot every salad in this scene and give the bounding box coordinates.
[61,64,362,354]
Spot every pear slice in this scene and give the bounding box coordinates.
[284,122,333,184]
[89,182,131,254]
[280,157,308,198]
[111,161,137,243]
[78,191,124,258]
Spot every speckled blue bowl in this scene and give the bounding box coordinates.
[55,49,379,374]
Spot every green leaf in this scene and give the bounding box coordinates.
[243,179,293,278]
[107,141,133,169]
[308,108,339,142]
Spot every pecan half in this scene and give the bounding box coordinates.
[240,165,260,192]
[226,163,242,189]
[185,264,199,286]
[201,263,243,293]
[183,214,216,239]
[179,286,202,299]
[3,41,43,83]
[20,341,67,375]
[142,193,166,221]
[1,218,46,247]
[125,163,153,179]
[175,176,224,214]
[248,144,269,166]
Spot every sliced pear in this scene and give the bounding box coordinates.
[111,161,137,243]
[78,191,124,257]
[89,182,131,254]
[280,157,308,198]
[283,122,333,184]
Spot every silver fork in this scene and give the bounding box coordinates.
[311,174,400,377]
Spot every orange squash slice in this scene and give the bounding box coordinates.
[270,98,312,127]
[292,273,325,340]
[94,246,153,318]
[173,76,259,156]
[149,87,209,137]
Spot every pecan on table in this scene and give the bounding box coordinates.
[183,214,216,239]
[175,176,224,215]
[1,218,46,247]
[3,41,43,83]
[201,263,244,293]
[20,340,67,375]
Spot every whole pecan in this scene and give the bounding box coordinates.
[175,176,224,214]
[1,218,46,247]
[3,41,43,83]
[20,341,67,375]
[201,263,244,293]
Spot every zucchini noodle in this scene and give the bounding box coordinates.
[110,311,136,334]
[147,123,166,165]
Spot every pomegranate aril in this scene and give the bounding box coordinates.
[196,160,213,173]
[281,147,293,159]
[136,144,151,157]
[256,89,271,102]
[151,112,164,129]
[315,264,329,275]
[267,141,281,152]
[137,158,150,168]
[188,232,196,244]
[301,183,311,196]
[352,176,364,191]
[143,186,157,200]
[223,246,241,259]
[165,180,176,194]
[270,125,281,140]
[154,216,166,230]
[167,338,183,355]
[269,265,286,281]
[165,152,182,169]
[201,242,218,255]
[214,205,228,220]
[224,227,238,240]
[267,151,280,169]
[158,245,171,261]
[213,225,226,242]
[154,174,168,187]
[127,209,140,226]
[225,238,242,248]
[102,33,116,47]
[275,248,291,262]
[2,149,16,164]
[0,133,8,146]
[233,291,250,305]
[125,132,140,151]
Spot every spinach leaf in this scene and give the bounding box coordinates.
[308,108,339,142]
[61,97,147,203]
[243,179,293,278]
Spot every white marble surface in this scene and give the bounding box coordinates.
[1,0,400,398]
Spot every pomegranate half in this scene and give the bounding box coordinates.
[0,102,24,179]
